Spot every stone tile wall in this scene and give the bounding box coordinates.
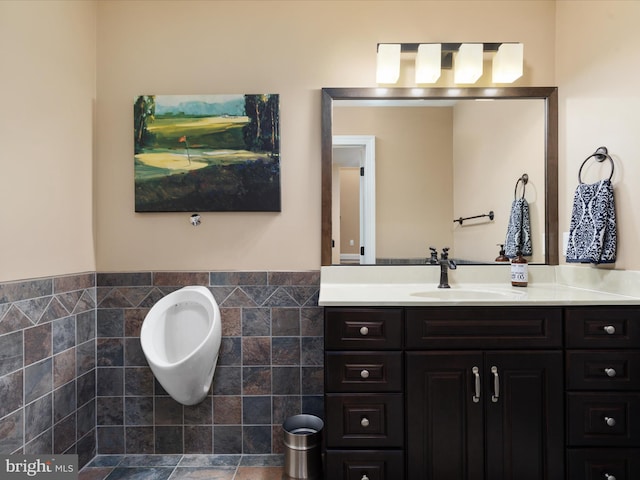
[95,271,323,455]
[0,273,97,467]
[0,270,323,465]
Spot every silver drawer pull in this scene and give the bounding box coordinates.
[360,369,370,379]
[362,475,370,480]
[605,368,617,377]
[491,366,499,403]
[604,416,616,427]
[472,366,480,403]
[604,474,616,480]
[604,325,616,335]
[360,417,370,428]
[359,326,369,336]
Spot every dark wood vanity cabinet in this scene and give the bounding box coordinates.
[324,307,405,480]
[405,307,564,480]
[565,306,640,480]
[324,305,640,480]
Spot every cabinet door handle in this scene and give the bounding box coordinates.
[361,475,370,480]
[604,416,616,427]
[360,417,370,427]
[491,366,499,403]
[605,368,617,377]
[604,325,616,334]
[359,326,369,336]
[360,369,370,379]
[472,366,480,403]
[604,474,616,480]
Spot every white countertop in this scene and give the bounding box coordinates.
[319,265,640,307]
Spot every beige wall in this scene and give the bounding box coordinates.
[453,100,545,263]
[11,1,640,280]
[556,1,640,270]
[0,1,97,282]
[334,106,453,260]
[94,0,556,272]
[339,168,360,255]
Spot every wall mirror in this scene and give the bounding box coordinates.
[321,87,558,266]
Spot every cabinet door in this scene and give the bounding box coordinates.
[484,351,564,480]
[406,352,484,480]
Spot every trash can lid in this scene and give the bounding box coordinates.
[283,414,324,434]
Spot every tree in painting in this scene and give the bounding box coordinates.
[133,95,156,154]
[243,94,279,156]
[134,94,280,212]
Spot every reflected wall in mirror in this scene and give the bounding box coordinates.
[321,87,558,266]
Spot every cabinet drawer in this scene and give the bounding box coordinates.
[325,450,404,480]
[325,308,403,350]
[566,307,640,348]
[326,352,402,392]
[325,393,403,448]
[567,448,640,480]
[567,351,640,390]
[405,307,562,349]
[567,393,640,446]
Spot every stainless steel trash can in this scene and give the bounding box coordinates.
[283,414,324,479]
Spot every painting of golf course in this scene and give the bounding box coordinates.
[134,94,280,212]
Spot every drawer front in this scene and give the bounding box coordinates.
[325,308,403,350]
[325,352,402,392]
[567,393,640,446]
[325,394,403,448]
[567,351,640,390]
[567,448,640,480]
[325,450,404,480]
[566,307,640,348]
[405,307,562,349]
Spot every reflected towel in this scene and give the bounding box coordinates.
[566,179,617,264]
[504,197,532,257]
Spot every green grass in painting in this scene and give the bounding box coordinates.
[135,114,280,211]
[150,116,247,149]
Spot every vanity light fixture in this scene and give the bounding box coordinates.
[454,43,483,84]
[376,44,401,84]
[375,42,523,85]
[415,43,441,84]
[492,42,524,83]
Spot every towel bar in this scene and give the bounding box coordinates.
[453,211,494,225]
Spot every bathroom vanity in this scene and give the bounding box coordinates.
[320,266,640,480]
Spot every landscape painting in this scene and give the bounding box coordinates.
[134,94,280,212]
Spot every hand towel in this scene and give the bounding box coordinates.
[566,179,617,264]
[504,197,532,258]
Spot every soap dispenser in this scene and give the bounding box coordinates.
[511,248,528,287]
[495,244,510,263]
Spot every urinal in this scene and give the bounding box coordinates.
[140,286,221,405]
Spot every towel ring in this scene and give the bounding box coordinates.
[514,173,528,200]
[578,146,614,184]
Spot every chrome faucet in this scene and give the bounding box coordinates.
[437,247,457,288]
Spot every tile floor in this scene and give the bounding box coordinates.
[79,454,299,480]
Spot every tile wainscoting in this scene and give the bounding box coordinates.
[0,273,97,467]
[0,270,322,468]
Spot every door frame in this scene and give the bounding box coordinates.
[332,135,376,264]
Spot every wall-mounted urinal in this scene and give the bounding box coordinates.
[140,286,221,405]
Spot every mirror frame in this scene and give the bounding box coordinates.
[321,86,558,266]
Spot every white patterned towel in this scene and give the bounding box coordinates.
[504,197,532,258]
[566,179,617,264]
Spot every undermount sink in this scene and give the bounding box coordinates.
[410,288,526,300]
